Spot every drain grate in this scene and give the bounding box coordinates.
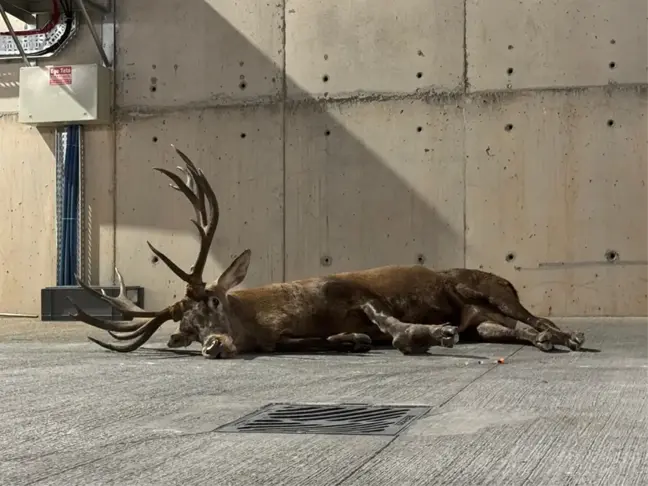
[216,403,431,436]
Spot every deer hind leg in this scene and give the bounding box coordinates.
[360,302,458,355]
[458,304,553,352]
[457,283,585,351]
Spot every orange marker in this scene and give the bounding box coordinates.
[497,358,505,364]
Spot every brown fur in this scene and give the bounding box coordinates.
[69,146,585,358]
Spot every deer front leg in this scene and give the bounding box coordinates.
[275,334,372,353]
[360,303,458,355]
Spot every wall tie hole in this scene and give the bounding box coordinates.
[239,81,247,90]
[607,119,615,127]
[416,72,423,79]
[322,74,329,82]
[505,252,516,263]
[152,136,158,142]
[151,255,159,264]
[416,126,423,133]
[240,133,247,139]
[504,123,514,132]
[609,61,616,69]
[324,129,331,136]
[149,85,157,92]
[610,39,616,44]
[604,250,619,263]
[416,254,426,265]
[508,44,514,50]
[320,255,332,267]
[506,67,514,75]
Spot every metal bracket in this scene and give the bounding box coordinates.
[0,0,113,65]
[74,0,111,67]
[0,1,30,65]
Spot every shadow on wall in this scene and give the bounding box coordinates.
[116,2,465,294]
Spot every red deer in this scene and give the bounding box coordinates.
[69,146,585,359]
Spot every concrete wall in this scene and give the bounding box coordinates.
[0,1,646,317]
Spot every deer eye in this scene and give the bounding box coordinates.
[207,297,220,311]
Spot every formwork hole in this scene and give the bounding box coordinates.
[416,72,423,78]
[240,133,247,139]
[610,39,616,44]
[607,119,615,127]
[151,255,159,264]
[416,126,423,133]
[507,67,514,75]
[504,123,514,132]
[325,129,331,136]
[152,136,158,143]
[605,250,619,263]
[320,255,332,266]
[609,61,616,69]
[416,254,426,265]
[508,44,514,50]
[505,252,516,262]
[150,85,157,92]
[322,74,329,82]
[239,81,247,90]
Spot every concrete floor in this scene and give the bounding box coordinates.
[0,318,646,486]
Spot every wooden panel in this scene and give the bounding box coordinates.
[115,105,284,309]
[82,126,115,285]
[285,99,465,279]
[465,87,648,316]
[467,0,648,91]
[0,116,56,314]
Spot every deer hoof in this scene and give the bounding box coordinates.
[567,332,585,351]
[534,331,554,352]
[439,325,459,348]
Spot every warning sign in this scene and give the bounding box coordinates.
[49,66,72,86]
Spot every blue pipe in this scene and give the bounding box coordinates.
[58,124,80,286]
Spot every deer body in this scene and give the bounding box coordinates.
[214,265,457,349]
[69,146,585,359]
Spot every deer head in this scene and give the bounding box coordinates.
[69,145,252,355]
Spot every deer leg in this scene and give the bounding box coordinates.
[457,283,585,351]
[326,333,373,352]
[474,322,551,349]
[360,302,458,355]
[274,335,372,353]
[458,304,553,352]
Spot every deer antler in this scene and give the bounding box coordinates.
[69,145,220,353]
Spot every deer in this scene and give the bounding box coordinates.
[68,146,585,359]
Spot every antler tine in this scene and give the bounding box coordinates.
[74,271,158,320]
[174,166,207,226]
[67,299,144,332]
[69,268,180,353]
[86,312,172,353]
[147,145,220,294]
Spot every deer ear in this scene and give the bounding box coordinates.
[217,249,251,291]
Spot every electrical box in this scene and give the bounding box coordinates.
[18,63,112,125]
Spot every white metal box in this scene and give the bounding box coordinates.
[18,64,112,125]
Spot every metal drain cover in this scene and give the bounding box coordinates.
[216,403,431,436]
